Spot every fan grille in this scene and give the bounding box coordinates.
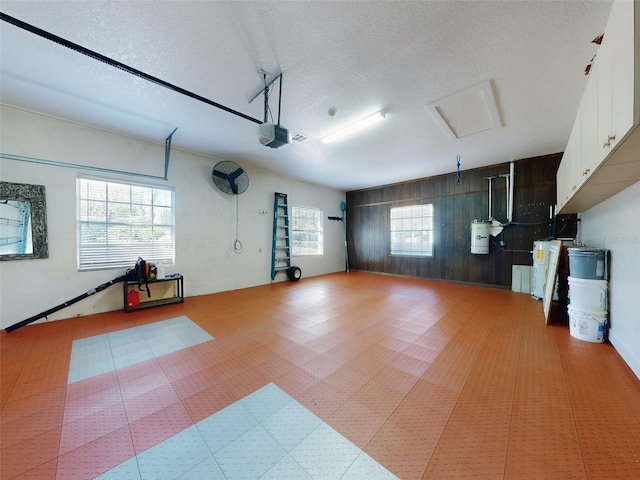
[212,161,249,195]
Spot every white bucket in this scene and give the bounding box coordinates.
[567,276,608,312]
[568,306,607,343]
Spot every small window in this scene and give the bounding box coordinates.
[77,177,175,270]
[390,204,434,257]
[291,206,323,256]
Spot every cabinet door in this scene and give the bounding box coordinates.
[557,117,581,211]
[556,158,571,212]
[596,32,614,159]
[609,0,636,148]
[580,62,600,182]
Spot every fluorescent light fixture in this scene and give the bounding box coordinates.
[321,111,385,144]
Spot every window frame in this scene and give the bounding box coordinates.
[389,203,434,258]
[76,176,175,271]
[291,205,324,256]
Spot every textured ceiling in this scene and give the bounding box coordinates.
[0,1,613,191]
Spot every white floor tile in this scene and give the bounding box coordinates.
[108,329,145,347]
[94,457,141,480]
[259,454,313,480]
[290,423,361,479]
[262,400,322,452]
[214,424,286,479]
[176,456,226,480]
[67,316,212,384]
[196,401,259,454]
[113,350,154,370]
[137,426,211,480]
[147,342,182,358]
[240,382,294,422]
[342,452,399,478]
[71,338,110,357]
[68,358,116,384]
[97,382,395,480]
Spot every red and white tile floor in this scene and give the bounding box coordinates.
[2,272,639,479]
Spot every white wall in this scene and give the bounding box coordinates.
[580,181,640,380]
[0,105,346,330]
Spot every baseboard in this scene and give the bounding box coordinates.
[608,328,640,381]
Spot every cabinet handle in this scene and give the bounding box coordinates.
[583,168,590,176]
[572,185,577,191]
[603,134,616,148]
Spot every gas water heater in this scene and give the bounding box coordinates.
[470,220,490,254]
[531,240,552,299]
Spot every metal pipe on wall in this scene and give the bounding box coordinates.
[508,160,515,222]
[485,175,497,221]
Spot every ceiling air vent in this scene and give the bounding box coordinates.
[291,132,308,143]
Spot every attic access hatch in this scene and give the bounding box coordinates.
[427,81,502,140]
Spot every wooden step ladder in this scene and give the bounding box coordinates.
[271,192,301,281]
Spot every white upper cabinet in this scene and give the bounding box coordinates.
[609,0,636,149]
[580,58,600,181]
[557,115,581,212]
[558,0,640,214]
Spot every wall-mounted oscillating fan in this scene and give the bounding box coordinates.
[212,161,248,254]
[212,161,249,195]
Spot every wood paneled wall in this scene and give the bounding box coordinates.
[345,153,571,287]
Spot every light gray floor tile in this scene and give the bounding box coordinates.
[240,382,294,422]
[137,426,211,480]
[108,329,145,346]
[290,423,362,479]
[197,401,259,454]
[67,316,212,384]
[176,456,226,480]
[262,400,322,452]
[214,424,286,480]
[342,452,399,478]
[94,457,141,480]
[68,358,116,384]
[91,379,395,480]
[259,454,313,480]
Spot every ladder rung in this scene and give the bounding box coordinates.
[272,192,292,279]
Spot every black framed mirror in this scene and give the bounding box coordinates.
[0,182,48,260]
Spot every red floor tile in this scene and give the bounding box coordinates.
[1,272,639,479]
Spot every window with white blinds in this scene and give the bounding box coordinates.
[291,206,323,256]
[77,178,174,270]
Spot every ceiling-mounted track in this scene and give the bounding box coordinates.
[0,12,263,125]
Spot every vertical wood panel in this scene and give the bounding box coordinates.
[346,153,563,287]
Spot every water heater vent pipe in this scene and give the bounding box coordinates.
[497,161,515,223]
[485,175,499,221]
[508,160,514,222]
